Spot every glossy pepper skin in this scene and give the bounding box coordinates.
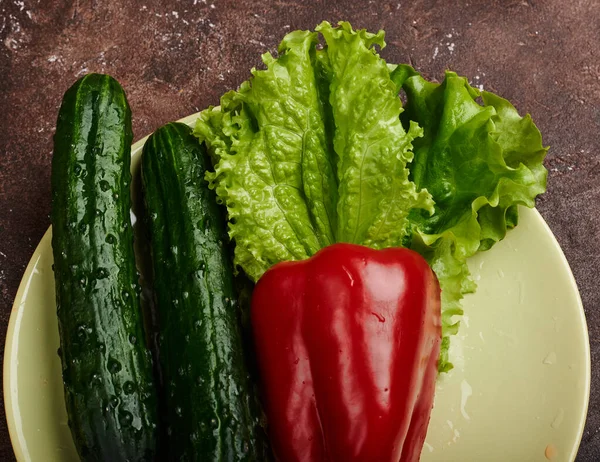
[251,243,441,462]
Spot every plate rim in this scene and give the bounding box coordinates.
[530,207,591,460]
[3,113,592,461]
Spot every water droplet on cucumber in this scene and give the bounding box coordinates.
[76,324,88,340]
[123,381,135,395]
[119,411,133,427]
[107,358,122,374]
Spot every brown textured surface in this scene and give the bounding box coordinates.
[0,0,598,460]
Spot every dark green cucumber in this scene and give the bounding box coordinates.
[51,74,158,461]
[141,122,267,461]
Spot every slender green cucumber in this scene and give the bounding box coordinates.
[51,73,158,461]
[141,122,268,461]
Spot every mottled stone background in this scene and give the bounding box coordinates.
[0,0,598,460]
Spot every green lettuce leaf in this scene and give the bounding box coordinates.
[317,22,433,248]
[395,65,548,371]
[195,30,337,281]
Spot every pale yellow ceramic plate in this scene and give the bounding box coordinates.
[4,113,590,462]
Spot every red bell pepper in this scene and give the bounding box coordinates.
[251,243,441,462]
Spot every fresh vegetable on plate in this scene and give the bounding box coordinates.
[140,122,268,460]
[252,243,441,462]
[51,74,158,461]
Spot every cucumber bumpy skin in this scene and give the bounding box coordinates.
[51,73,158,461]
[141,122,268,461]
